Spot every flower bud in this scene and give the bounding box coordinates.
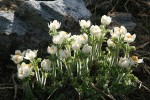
[118,57,130,68]
[41,59,52,71]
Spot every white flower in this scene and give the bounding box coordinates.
[24,49,38,60]
[59,31,71,39]
[69,35,80,43]
[41,59,52,71]
[47,45,57,54]
[118,57,130,68]
[82,44,92,53]
[101,15,112,25]
[110,26,127,38]
[11,50,24,64]
[79,20,91,28]
[48,20,61,30]
[124,33,136,43]
[120,26,127,34]
[52,35,64,44]
[130,56,143,65]
[18,63,32,79]
[79,33,88,44]
[107,39,115,47]
[72,42,81,51]
[90,25,101,36]
[59,49,70,59]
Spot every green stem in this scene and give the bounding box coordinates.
[23,81,34,99]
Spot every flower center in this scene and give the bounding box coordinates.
[20,70,23,75]
[131,56,138,61]
[127,35,132,38]
[82,35,86,40]
[25,64,30,68]
[50,48,54,52]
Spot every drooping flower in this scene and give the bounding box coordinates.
[47,45,57,54]
[79,20,91,28]
[41,59,52,71]
[124,33,136,43]
[11,50,24,64]
[130,56,143,65]
[82,44,92,53]
[101,15,112,25]
[59,49,70,59]
[48,20,61,30]
[118,57,130,68]
[24,49,38,60]
[90,25,101,36]
[107,39,115,47]
[17,62,32,79]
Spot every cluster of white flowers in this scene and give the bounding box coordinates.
[11,49,38,79]
[11,15,143,92]
[52,31,71,45]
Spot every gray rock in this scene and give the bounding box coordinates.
[0,11,27,35]
[15,0,91,33]
[0,0,91,61]
[108,12,136,31]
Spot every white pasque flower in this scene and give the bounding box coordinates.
[59,49,70,59]
[124,33,136,43]
[52,34,64,44]
[11,50,24,64]
[101,15,112,25]
[41,59,52,71]
[59,31,71,39]
[24,49,38,60]
[72,42,81,51]
[48,20,61,30]
[18,62,32,79]
[107,39,115,47]
[90,25,101,36]
[79,20,91,28]
[130,56,143,65]
[69,35,80,43]
[82,44,92,53]
[47,45,57,54]
[118,57,130,68]
[79,33,88,44]
[110,26,127,38]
